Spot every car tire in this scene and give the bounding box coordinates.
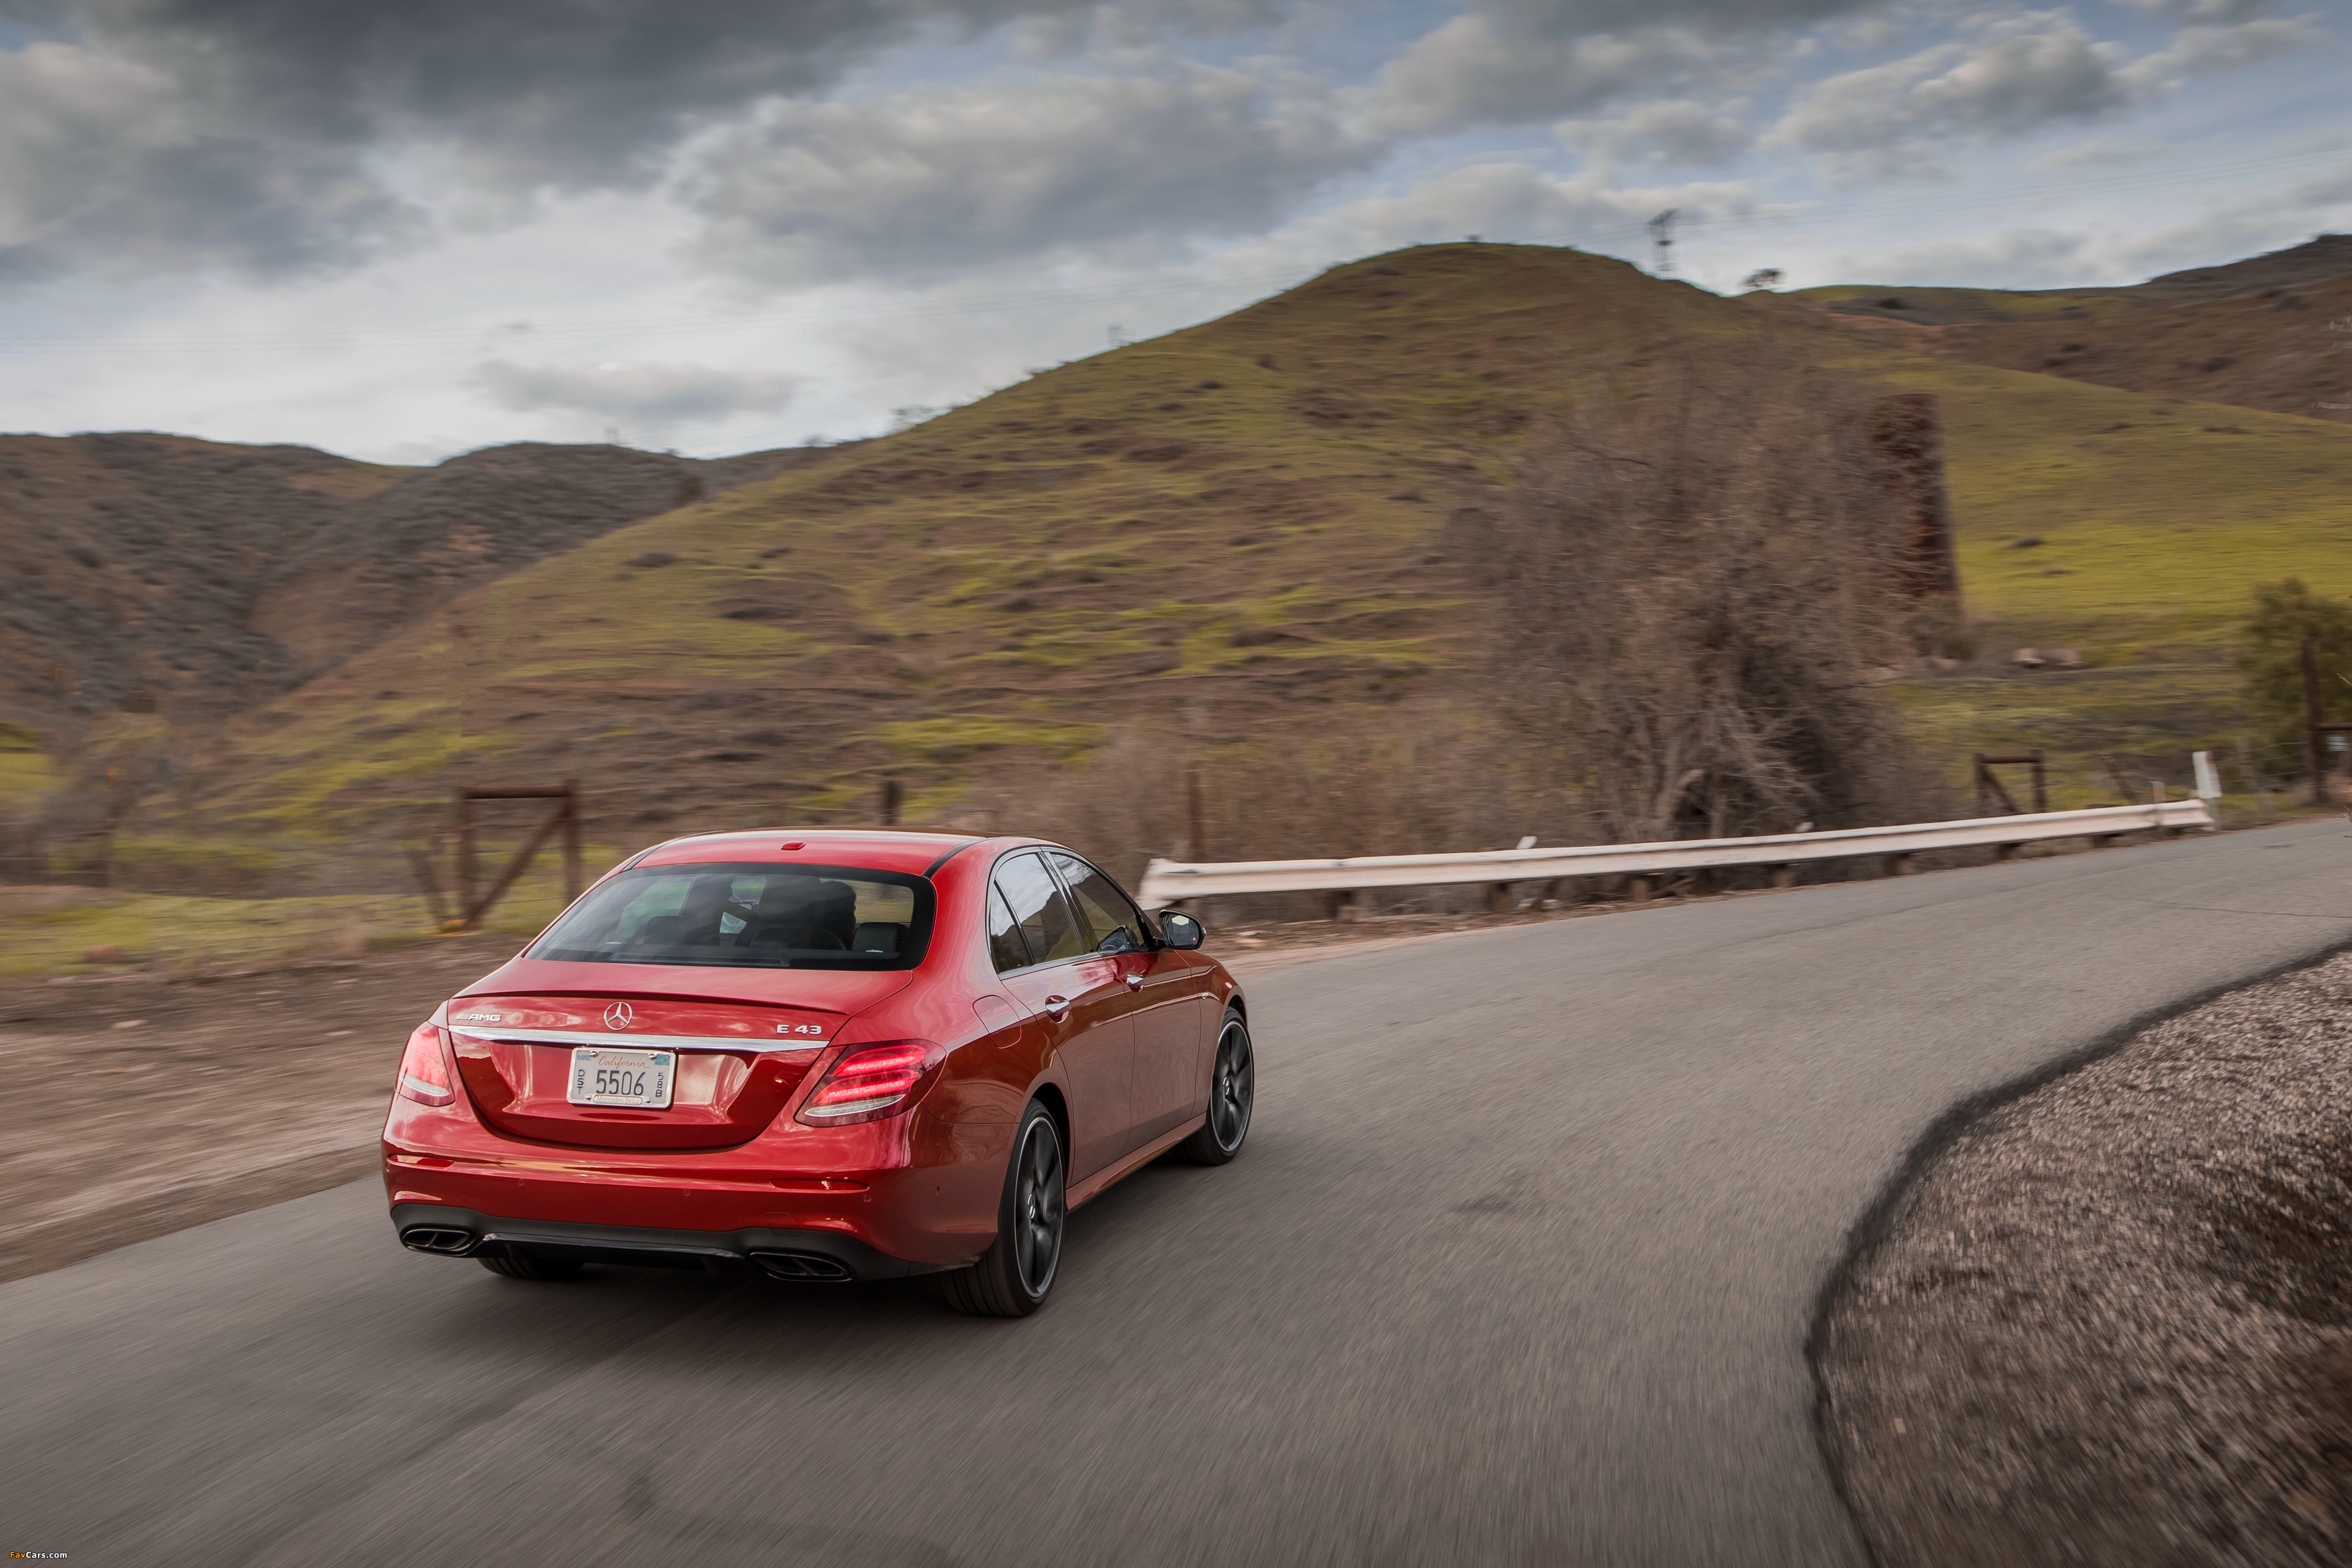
[478,1252,586,1281]
[1174,1008,1254,1166]
[940,1100,1065,1318]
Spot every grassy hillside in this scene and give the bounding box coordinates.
[1870,359,2352,803]
[1796,234,2352,428]
[0,434,853,739]
[151,245,1747,860]
[42,241,2352,913]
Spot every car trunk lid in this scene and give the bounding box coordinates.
[443,987,875,1150]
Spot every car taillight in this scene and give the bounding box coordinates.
[796,1040,945,1125]
[397,1022,455,1106]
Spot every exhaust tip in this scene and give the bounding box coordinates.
[400,1226,478,1256]
[748,1249,854,1283]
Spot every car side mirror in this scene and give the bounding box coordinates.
[1096,927,1140,956]
[1156,911,1204,950]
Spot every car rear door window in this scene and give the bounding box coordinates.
[1050,853,1146,953]
[993,852,1085,967]
[987,886,1032,973]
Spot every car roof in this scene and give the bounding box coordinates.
[633,829,984,877]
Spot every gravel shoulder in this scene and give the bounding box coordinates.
[1819,946,2352,1566]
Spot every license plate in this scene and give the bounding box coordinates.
[567,1047,674,1108]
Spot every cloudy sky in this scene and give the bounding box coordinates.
[0,0,2343,463]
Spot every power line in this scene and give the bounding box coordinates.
[1566,144,2352,251]
[0,142,2341,359]
[0,265,1323,356]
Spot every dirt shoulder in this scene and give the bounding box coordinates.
[0,934,520,1284]
[1817,947,2352,1566]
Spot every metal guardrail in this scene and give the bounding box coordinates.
[1135,800,2218,909]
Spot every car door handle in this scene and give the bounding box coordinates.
[1043,995,1071,1020]
[1124,971,1144,992]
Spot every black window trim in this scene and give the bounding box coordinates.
[986,846,1113,979]
[1043,849,1159,955]
[985,882,1035,975]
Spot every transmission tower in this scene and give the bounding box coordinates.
[1647,210,1678,276]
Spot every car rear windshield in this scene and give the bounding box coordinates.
[528,862,934,971]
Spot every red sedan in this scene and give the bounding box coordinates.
[384,830,1252,1315]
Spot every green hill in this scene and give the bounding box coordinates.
[1794,235,2352,429]
[153,245,1743,858]
[34,241,2352,923]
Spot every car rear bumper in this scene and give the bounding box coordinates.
[389,1202,949,1281]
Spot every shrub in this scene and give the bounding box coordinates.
[2234,578,2352,783]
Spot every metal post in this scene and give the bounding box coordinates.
[560,782,582,904]
[1185,768,1207,864]
[2030,753,2047,815]
[408,850,451,928]
[880,777,903,827]
[454,791,477,919]
[2305,635,2326,805]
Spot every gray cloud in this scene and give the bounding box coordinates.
[1475,0,1881,37]
[2111,153,2352,276]
[1372,18,1729,135]
[1775,22,2132,183]
[471,358,802,429]
[2114,0,2277,20]
[0,0,1104,280]
[683,67,1383,285]
[1557,98,1752,167]
[1370,0,1878,135]
[0,38,425,280]
[1013,0,1286,55]
[1845,226,2098,287]
[2119,16,2331,87]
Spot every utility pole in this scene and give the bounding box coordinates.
[1647,210,1678,276]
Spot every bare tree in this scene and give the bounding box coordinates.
[1453,337,1933,843]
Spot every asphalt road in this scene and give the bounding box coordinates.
[7,820,2350,1567]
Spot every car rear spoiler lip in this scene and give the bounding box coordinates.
[448,1025,834,1056]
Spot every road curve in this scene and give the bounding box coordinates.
[6,820,2349,1566]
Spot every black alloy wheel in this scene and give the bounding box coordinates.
[941,1101,1066,1317]
[1175,1009,1253,1166]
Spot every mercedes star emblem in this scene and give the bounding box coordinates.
[604,1001,634,1031]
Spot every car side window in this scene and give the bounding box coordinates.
[986,886,1032,973]
[992,852,1085,968]
[1050,853,1147,953]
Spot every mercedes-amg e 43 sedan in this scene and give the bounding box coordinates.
[384,830,1252,1315]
